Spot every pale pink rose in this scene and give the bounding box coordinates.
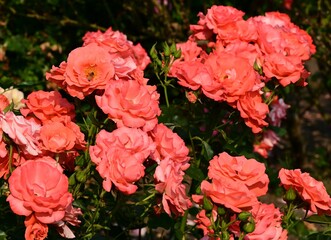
[200,177,259,213]
[95,80,161,132]
[154,158,192,216]
[237,91,269,133]
[7,157,73,224]
[47,43,115,99]
[279,168,331,215]
[40,121,77,153]
[150,123,190,169]
[24,214,49,240]
[208,152,269,197]
[20,90,75,123]
[0,111,42,156]
[202,52,258,103]
[54,204,82,239]
[205,5,245,34]
[269,98,290,127]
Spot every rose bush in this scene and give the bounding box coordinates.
[1,3,330,240]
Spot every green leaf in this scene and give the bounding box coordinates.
[185,165,205,181]
[305,214,331,225]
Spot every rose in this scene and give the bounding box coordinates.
[0,87,25,110]
[202,52,258,103]
[268,98,290,127]
[95,79,161,132]
[236,91,269,133]
[40,121,77,153]
[24,214,48,240]
[20,90,75,123]
[6,157,73,224]
[279,168,331,214]
[46,43,115,99]
[150,123,190,168]
[208,152,269,197]
[0,94,9,111]
[0,111,41,156]
[199,177,258,213]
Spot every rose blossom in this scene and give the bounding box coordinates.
[90,128,154,194]
[0,111,42,156]
[268,98,290,127]
[150,123,190,168]
[208,152,269,197]
[0,94,9,111]
[154,157,192,216]
[253,130,280,158]
[24,214,48,240]
[202,52,258,103]
[236,91,269,133]
[95,79,161,132]
[7,157,73,224]
[20,90,75,123]
[279,168,331,215]
[46,43,115,99]
[200,177,258,213]
[40,121,77,153]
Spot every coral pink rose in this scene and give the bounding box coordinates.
[208,152,269,197]
[0,111,42,156]
[20,90,75,123]
[279,168,331,215]
[236,91,269,133]
[89,128,154,194]
[194,208,217,236]
[202,52,258,103]
[47,43,115,99]
[150,123,190,169]
[7,157,73,224]
[263,54,304,86]
[205,5,245,34]
[90,127,155,163]
[96,79,161,132]
[200,177,258,213]
[90,148,145,194]
[24,214,49,240]
[154,158,192,216]
[40,121,77,153]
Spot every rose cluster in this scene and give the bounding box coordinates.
[169,5,314,157]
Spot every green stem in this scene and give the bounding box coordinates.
[8,144,13,173]
[180,210,189,239]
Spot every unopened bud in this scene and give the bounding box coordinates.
[284,187,297,202]
[238,212,251,222]
[217,207,226,216]
[203,195,214,212]
[240,221,255,234]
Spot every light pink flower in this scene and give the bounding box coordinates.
[253,130,280,158]
[269,98,290,127]
[0,111,41,156]
[208,152,269,197]
[7,157,73,224]
[96,79,161,132]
